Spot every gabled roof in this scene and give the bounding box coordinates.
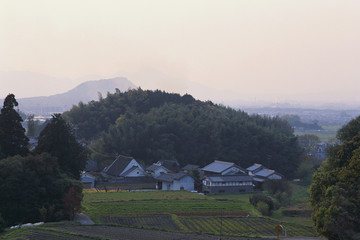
[202,160,245,174]
[155,172,191,182]
[120,166,144,177]
[146,163,168,172]
[157,160,181,172]
[103,155,134,176]
[206,175,253,182]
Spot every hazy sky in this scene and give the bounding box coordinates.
[1,0,360,105]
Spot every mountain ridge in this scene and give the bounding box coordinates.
[14,77,136,115]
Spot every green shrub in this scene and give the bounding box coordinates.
[264,180,292,206]
[256,201,271,216]
[274,192,291,206]
[249,194,274,211]
[249,194,274,216]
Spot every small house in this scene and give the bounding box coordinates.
[246,163,283,183]
[102,155,147,179]
[156,160,181,173]
[81,172,96,188]
[202,175,254,193]
[146,163,170,178]
[155,172,194,191]
[202,160,247,176]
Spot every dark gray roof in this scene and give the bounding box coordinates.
[206,175,253,182]
[246,163,263,172]
[103,155,134,176]
[253,169,275,178]
[157,160,181,172]
[182,164,200,171]
[202,160,235,173]
[84,159,99,172]
[155,172,191,182]
[146,163,168,172]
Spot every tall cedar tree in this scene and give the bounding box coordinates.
[35,114,86,179]
[0,94,28,159]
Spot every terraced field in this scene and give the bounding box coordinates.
[179,216,315,237]
[100,215,180,231]
[81,190,318,238]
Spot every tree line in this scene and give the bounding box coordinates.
[0,94,86,230]
[64,88,303,177]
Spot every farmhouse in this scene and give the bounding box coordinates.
[81,172,96,188]
[146,163,170,178]
[246,163,283,182]
[202,175,254,193]
[102,155,147,180]
[202,160,247,176]
[156,160,181,173]
[155,172,194,191]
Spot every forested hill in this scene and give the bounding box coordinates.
[64,89,302,177]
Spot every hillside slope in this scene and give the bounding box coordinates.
[17,77,136,115]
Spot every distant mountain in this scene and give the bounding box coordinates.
[16,77,136,115]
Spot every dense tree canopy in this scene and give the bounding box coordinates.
[310,116,360,239]
[282,114,322,131]
[0,94,29,158]
[35,114,87,179]
[65,89,302,177]
[0,153,82,226]
[63,88,196,140]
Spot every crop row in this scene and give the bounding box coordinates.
[178,216,316,237]
[98,214,316,237]
[100,215,180,231]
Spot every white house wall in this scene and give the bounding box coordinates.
[120,159,144,176]
[153,167,168,178]
[125,167,147,177]
[162,176,194,191]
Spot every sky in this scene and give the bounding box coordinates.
[1,0,360,106]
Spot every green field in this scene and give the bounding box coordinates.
[295,125,340,142]
[81,190,317,237]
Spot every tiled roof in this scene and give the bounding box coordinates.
[253,169,275,178]
[202,160,234,173]
[246,163,263,172]
[155,172,189,182]
[103,155,133,176]
[146,163,162,171]
[157,160,181,172]
[206,175,253,182]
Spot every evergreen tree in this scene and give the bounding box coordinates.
[0,153,83,226]
[35,114,87,179]
[310,116,360,239]
[0,94,29,159]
